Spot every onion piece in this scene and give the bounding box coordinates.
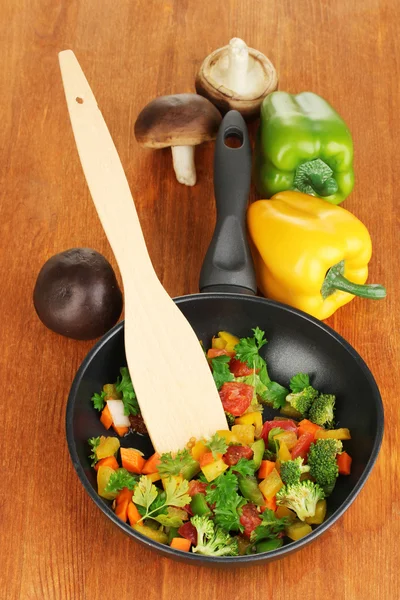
[106,400,130,427]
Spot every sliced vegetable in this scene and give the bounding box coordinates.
[132,523,168,544]
[120,448,146,474]
[201,457,229,482]
[100,404,113,430]
[235,412,263,438]
[97,465,118,500]
[257,460,275,480]
[106,400,130,428]
[170,537,192,552]
[291,433,314,460]
[231,424,255,445]
[285,520,313,541]
[95,436,120,461]
[315,428,351,440]
[305,499,327,524]
[259,469,284,500]
[142,452,161,474]
[94,456,119,472]
[251,439,265,469]
[219,382,253,416]
[337,451,352,475]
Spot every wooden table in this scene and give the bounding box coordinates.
[2,1,399,598]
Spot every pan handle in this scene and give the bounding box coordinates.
[199,110,257,295]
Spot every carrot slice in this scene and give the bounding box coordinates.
[115,498,130,522]
[120,447,146,474]
[199,452,217,467]
[116,487,134,505]
[127,502,142,525]
[261,495,277,512]
[257,460,275,479]
[94,456,119,472]
[100,404,113,430]
[337,451,352,475]
[170,537,191,552]
[142,452,161,474]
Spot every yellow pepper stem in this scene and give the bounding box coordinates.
[321,261,386,300]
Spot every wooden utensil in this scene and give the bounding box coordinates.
[58,49,227,453]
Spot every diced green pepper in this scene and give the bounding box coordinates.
[255,538,284,553]
[190,493,211,517]
[251,439,265,470]
[238,475,265,506]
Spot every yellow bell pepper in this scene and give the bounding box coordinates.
[235,411,263,438]
[201,458,229,482]
[231,424,255,446]
[247,191,386,320]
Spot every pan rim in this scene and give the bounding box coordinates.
[66,293,384,565]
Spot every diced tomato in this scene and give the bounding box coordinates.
[261,419,298,443]
[240,503,262,539]
[207,349,235,359]
[182,503,194,517]
[188,480,208,497]
[178,522,198,545]
[291,432,314,460]
[219,382,253,416]
[229,358,255,377]
[223,445,254,466]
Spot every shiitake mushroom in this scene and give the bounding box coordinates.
[33,248,123,340]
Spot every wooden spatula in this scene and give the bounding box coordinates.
[58,50,227,454]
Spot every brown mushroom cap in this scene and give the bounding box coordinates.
[134,94,222,148]
[195,44,278,120]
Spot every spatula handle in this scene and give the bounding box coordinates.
[199,110,257,295]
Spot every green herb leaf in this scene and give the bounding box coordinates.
[265,381,289,410]
[116,367,140,416]
[231,458,257,477]
[250,509,288,543]
[207,433,228,458]
[154,507,187,528]
[289,373,310,393]
[88,437,101,467]
[205,470,244,532]
[133,476,159,510]
[104,468,138,494]
[91,391,106,411]
[164,477,191,508]
[234,328,268,370]
[158,448,198,478]
[211,355,234,390]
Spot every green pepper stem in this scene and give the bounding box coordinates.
[330,274,386,299]
[321,260,386,300]
[308,174,338,197]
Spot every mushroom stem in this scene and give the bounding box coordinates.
[227,38,249,95]
[171,146,196,186]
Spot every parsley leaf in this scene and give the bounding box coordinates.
[104,468,138,493]
[157,448,199,478]
[264,381,289,410]
[207,433,228,458]
[91,391,106,411]
[116,367,140,416]
[250,509,288,543]
[232,458,257,477]
[88,437,101,467]
[289,373,310,393]
[133,475,190,523]
[234,328,268,370]
[211,355,234,390]
[205,471,244,532]
[154,507,187,528]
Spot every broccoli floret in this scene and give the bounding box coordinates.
[225,412,236,427]
[191,515,239,557]
[285,386,319,416]
[276,481,325,521]
[307,439,342,494]
[308,393,336,427]
[280,457,311,486]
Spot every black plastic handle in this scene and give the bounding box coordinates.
[199,110,257,295]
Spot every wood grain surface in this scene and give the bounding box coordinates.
[1,1,398,599]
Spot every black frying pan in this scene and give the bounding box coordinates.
[66,111,384,566]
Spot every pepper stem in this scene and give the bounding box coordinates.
[293,159,338,198]
[321,261,386,300]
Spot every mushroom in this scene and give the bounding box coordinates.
[195,38,278,120]
[134,94,222,186]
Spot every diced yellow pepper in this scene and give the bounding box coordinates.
[191,440,208,462]
[285,520,313,541]
[315,428,351,440]
[216,430,239,444]
[161,474,184,490]
[95,436,120,460]
[145,472,161,483]
[275,505,297,522]
[277,439,292,462]
[201,458,229,482]
[97,465,118,500]
[218,331,240,352]
[235,412,263,438]
[273,430,298,450]
[305,499,327,524]
[132,524,168,544]
[212,336,227,350]
[231,424,255,446]
[258,468,284,500]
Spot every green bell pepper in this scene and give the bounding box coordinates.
[254,91,354,205]
[238,475,265,506]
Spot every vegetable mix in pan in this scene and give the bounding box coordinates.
[89,328,352,556]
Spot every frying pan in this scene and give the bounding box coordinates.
[66,111,384,565]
